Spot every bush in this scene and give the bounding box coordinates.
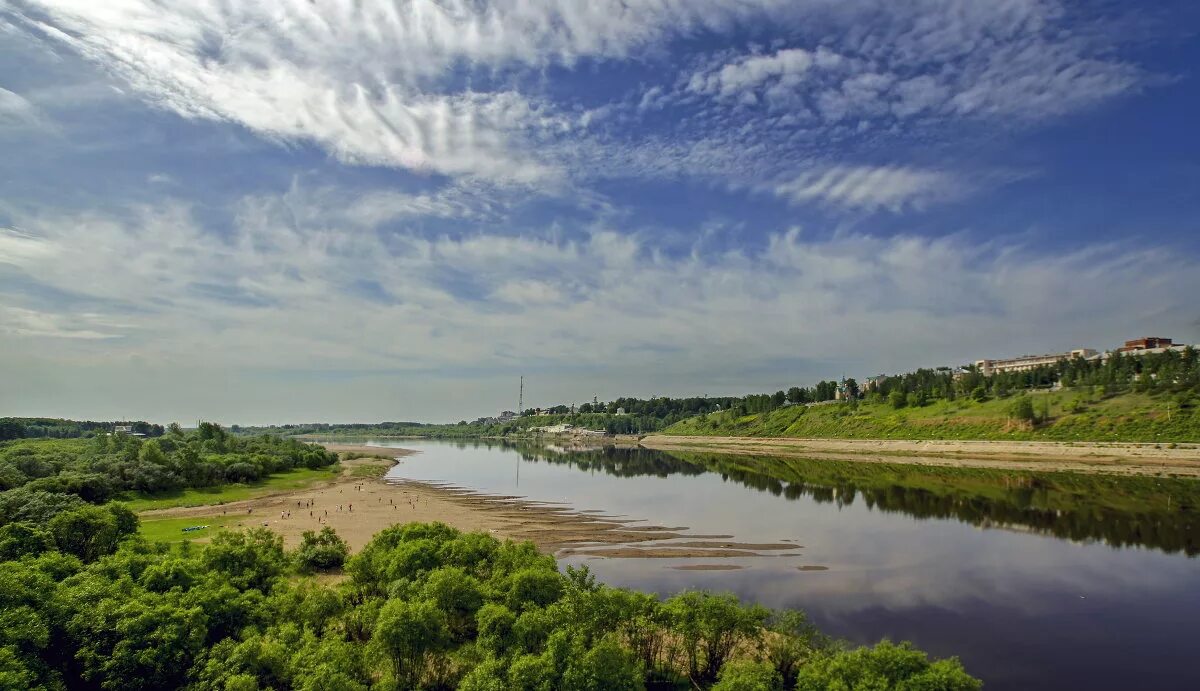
[1010,396,1036,423]
[297,526,350,572]
[0,522,54,561]
[796,641,981,691]
[712,659,782,690]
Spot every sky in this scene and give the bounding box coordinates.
[1,0,1199,425]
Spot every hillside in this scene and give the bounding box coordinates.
[663,390,1200,443]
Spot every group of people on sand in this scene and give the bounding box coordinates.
[212,479,431,532]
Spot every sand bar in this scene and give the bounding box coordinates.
[140,444,791,559]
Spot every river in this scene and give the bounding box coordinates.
[367,438,1200,690]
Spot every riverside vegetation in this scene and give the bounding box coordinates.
[0,519,980,691]
[663,389,1200,442]
[0,425,980,690]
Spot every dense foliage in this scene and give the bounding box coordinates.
[0,418,164,441]
[0,521,979,690]
[0,424,337,530]
[866,347,1200,404]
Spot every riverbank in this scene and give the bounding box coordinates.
[140,443,794,560]
[662,391,1200,443]
[641,435,1200,477]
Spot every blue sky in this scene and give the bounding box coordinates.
[1,0,1199,424]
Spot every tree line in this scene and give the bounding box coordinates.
[0,418,164,441]
[0,423,337,531]
[870,347,1199,406]
[0,519,980,690]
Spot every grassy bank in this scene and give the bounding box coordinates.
[664,390,1200,443]
[138,513,250,543]
[118,464,342,511]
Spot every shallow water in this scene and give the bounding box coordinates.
[368,438,1200,690]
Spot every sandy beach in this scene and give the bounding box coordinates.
[141,444,797,559]
[640,435,1200,477]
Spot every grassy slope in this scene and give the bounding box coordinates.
[664,391,1200,442]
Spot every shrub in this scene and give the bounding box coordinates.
[297,526,350,572]
[796,641,981,691]
[1010,396,1036,423]
[712,659,783,690]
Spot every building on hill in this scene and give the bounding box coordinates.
[975,348,1098,376]
[1119,337,1173,352]
[1115,337,1194,356]
[111,424,146,437]
[863,375,888,392]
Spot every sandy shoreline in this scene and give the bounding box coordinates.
[142,436,1200,560]
[640,435,1200,477]
[142,444,797,560]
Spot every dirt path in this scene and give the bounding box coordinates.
[141,444,797,559]
[640,435,1200,477]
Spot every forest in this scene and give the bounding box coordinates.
[0,424,337,530]
[0,519,980,690]
[0,418,164,441]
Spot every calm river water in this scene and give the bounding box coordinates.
[368,439,1200,690]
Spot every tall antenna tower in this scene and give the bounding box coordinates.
[518,375,524,416]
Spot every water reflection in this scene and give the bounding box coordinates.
[363,438,1200,690]
[488,441,1200,556]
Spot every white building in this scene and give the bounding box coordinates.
[975,348,1097,376]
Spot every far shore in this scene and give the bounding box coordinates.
[640,435,1200,477]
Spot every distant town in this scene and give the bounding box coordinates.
[476,335,1197,425]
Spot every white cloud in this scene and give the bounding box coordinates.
[492,280,568,306]
[7,0,799,184]
[5,0,1152,196]
[2,196,1197,394]
[773,165,958,212]
[0,86,43,130]
[0,226,57,264]
[680,0,1144,124]
[0,306,122,340]
[687,48,819,101]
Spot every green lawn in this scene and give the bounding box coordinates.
[138,514,252,544]
[119,465,342,512]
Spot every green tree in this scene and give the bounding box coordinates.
[202,528,286,592]
[0,523,54,561]
[296,526,350,572]
[765,610,826,688]
[712,659,782,690]
[796,641,981,691]
[889,390,907,409]
[664,592,767,684]
[48,504,134,562]
[371,599,450,687]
